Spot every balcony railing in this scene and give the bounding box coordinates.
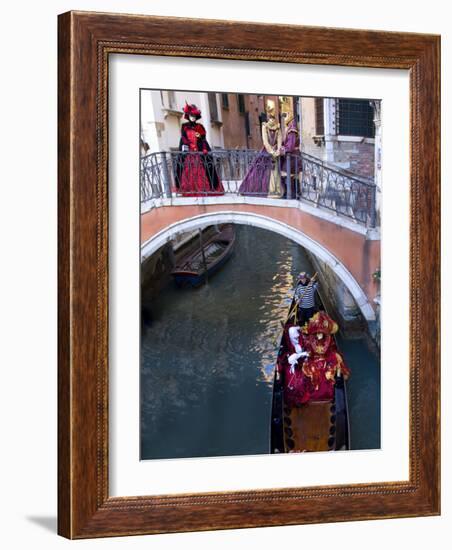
[140,149,377,228]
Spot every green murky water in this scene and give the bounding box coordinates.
[141,225,380,460]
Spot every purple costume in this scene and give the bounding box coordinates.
[238,119,282,197]
[280,118,301,198]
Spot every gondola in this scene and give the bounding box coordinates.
[171,224,236,288]
[270,282,351,453]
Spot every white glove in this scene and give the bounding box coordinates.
[288,351,309,374]
[288,326,302,354]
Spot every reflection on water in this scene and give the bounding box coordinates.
[140,225,380,460]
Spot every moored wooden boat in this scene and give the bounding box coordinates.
[270,282,351,453]
[171,224,236,288]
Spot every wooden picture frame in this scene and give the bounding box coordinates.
[58,11,440,538]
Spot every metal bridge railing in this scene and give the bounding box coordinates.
[140,149,377,228]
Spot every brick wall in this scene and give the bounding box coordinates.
[331,140,375,178]
[302,137,375,178]
[221,94,278,150]
[221,93,247,148]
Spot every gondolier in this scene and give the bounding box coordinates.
[294,272,319,326]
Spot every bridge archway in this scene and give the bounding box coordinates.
[141,210,376,321]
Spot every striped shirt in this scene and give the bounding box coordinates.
[294,281,318,308]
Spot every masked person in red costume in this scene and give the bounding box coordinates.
[175,102,224,196]
[279,311,350,407]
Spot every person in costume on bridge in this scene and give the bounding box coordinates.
[238,99,283,198]
[175,102,224,196]
[279,96,302,199]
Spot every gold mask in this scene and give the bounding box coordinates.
[265,99,276,118]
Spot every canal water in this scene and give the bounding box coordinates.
[141,225,380,460]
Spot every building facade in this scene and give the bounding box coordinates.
[140,90,282,154]
[141,90,225,154]
[299,97,380,180]
[220,93,280,150]
[141,91,381,218]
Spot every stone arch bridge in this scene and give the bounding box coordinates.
[141,199,380,321]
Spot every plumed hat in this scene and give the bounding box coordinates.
[183,101,202,120]
[303,311,338,336]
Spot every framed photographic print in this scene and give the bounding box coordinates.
[58,11,440,538]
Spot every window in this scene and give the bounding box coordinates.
[337,99,375,138]
[160,90,177,109]
[208,93,219,122]
[315,98,324,135]
[167,90,176,109]
[237,94,246,115]
[244,112,251,136]
[221,93,229,109]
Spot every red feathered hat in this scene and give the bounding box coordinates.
[303,311,338,335]
[183,101,202,120]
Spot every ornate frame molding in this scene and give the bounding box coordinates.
[58,11,440,538]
